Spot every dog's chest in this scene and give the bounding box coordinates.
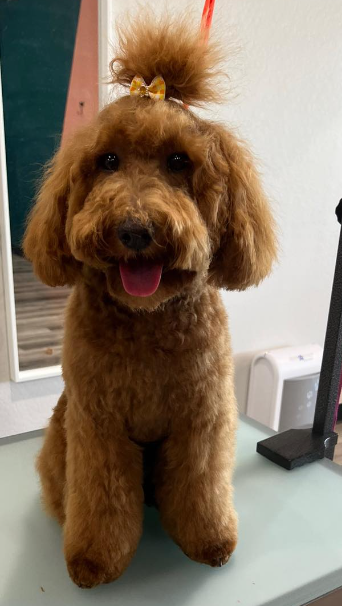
[65,287,226,442]
[103,331,184,440]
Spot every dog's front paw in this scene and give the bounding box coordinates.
[185,537,237,567]
[180,513,238,568]
[67,555,113,589]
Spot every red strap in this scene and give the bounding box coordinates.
[200,0,216,43]
[183,0,216,108]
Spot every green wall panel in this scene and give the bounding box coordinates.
[0,0,81,249]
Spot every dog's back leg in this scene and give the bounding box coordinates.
[36,391,67,525]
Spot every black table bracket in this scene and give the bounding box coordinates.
[257,201,342,469]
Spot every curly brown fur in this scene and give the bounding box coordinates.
[25,11,276,589]
[110,10,225,106]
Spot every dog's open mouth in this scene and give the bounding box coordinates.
[119,259,163,297]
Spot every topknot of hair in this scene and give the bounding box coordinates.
[109,10,226,107]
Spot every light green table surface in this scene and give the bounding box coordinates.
[1,417,342,606]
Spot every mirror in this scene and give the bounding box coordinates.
[0,0,111,380]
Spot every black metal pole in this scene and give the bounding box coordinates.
[256,203,341,469]
[313,203,342,437]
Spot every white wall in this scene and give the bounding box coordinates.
[218,0,342,339]
[110,0,342,411]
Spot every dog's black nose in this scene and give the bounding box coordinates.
[117,220,152,251]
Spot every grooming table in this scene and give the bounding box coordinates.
[1,416,342,606]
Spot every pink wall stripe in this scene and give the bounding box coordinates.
[61,0,99,146]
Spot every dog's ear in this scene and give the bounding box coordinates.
[207,126,277,290]
[23,145,79,287]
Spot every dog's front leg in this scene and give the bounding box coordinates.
[63,400,144,588]
[155,410,238,567]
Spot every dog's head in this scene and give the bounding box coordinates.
[24,13,276,311]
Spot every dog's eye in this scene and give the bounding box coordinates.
[167,153,191,173]
[98,153,120,172]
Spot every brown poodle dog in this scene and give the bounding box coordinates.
[24,13,276,589]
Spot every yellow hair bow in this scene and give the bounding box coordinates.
[129,75,166,101]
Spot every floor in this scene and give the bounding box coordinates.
[334,422,342,465]
[12,254,71,371]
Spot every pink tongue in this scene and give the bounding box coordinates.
[119,260,163,297]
